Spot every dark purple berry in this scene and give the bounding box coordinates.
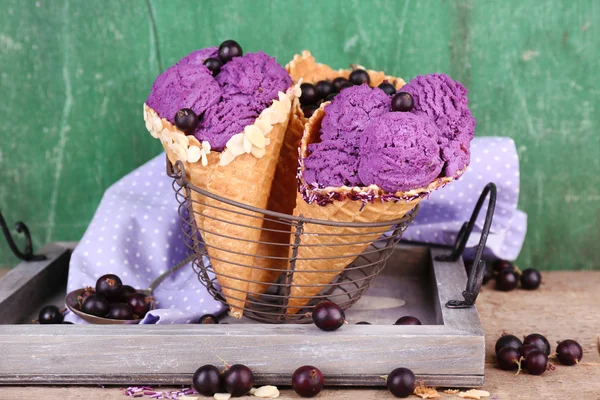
[312,301,346,331]
[116,285,137,302]
[391,92,414,112]
[218,40,243,63]
[394,316,422,325]
[192,365,222,396]
[127,293,153,318]
[338,81,355,92]
[315,80,334,99]
[203,57,222,76]
[324,93,337,102]
[519,344,541,360]
[300,83,319,106]
[62,321,74,324]
[495,334,523,354]
[378,81,397,95]
[523,333,551,355]
[556,339,583,366]
[386,367,416,398]
[223,364,254,397]
[197,314,219,324]
[497,347,521,371]
[332,77,349,92]
[495,269,518,291]
[292,365,324,398]
[107,303,134,320]
[174,108,199,134]
[81,294,110,318]
[524,350,548,375]
[302,105,319,118]
[95,274,123,301]
[38,305,64,324]
[356,321,371,325]
[520,268,542,290]
[493,259,514,273]
[349,69,370,85]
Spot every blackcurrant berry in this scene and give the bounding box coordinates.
[493,259,514,273]
[520,268,541,290]
[378,81,397,95]
[197,314,219,324]
[394,316,422,325]
[192,364,222,396]
[519,344,541,360]
[391,92,414,112]
[81,294,110,318]
[349,69,370,85]
[95,274,123,301]
[223,364,254,397]
[324,93,337,102]
[218,40,243,63]
[386,367,416,398]
[338,81,354,92]
[107,303,134,320]
[38,305,64,324]
[312,301,346,331]
[356,321,371,325]
[524,350,548,375]
[523,333,551,355]
[495,269,518,291]
[302,105,319,118]
[497,347,521,371]
[495,334,523,354]
[556,339,583,366]
[315,80,334,99]
[291,365,324,398]
[203,57,222,76]
[127,293,153,318]
[175,108,199,134]
[332,77,349,93]
[300,83,319,106]
[116,285,136,302]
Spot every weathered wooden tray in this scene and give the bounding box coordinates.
[0,241,484,387]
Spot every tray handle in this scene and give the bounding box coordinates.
[435,183,497,308]
[0,211,46,261]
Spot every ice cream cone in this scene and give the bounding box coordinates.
[284,52,461,314]
[143,86,298,318]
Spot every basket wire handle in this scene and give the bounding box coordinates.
[0,210,46,262]
[435,183,497,309]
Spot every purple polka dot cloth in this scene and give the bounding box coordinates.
[66,136,525,323]
[402,136,527,261]
[66,154,225,324]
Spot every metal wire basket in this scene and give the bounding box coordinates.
[167,159,419,323]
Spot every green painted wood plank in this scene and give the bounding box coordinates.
[1,0,598,270]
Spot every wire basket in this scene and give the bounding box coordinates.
[167,159,419,323]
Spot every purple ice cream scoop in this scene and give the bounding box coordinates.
[216,51,292,110]
[146,63,221,124]
[194,100,259,151]
[177,47,218,66]
[358,112,443,192]
[303,85,391,187]
[401,74,475,177]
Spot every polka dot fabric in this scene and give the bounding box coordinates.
[402,137,527,261]
[66,153,225,324]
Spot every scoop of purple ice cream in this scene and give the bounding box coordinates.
[401,74,475,177]
[194,100,259,151]
[177,47,218,66]
[358,112,443,192]
[216,51,292,110]
[303,85,391,187]
[146,63,221,124]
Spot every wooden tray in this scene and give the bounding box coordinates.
[0,242,484,387]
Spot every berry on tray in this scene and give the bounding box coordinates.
[222,364,254,397]
[495,334,523,354]
[520,268,542,290]
[218,40,243,63]
[192,364,223,396]
[523,333,551,355]
[394,316,422,325]
[349,69,370,86]
[556,339,583,366]
[291,365,324,398]
[311,301,346,331]
[519,344,541,360]
[38,305,64,324]
[95,274,123,301]
[386,367,416,398]
[495,269,518,291]
[496,347,521,371]
[523,350,550,375]
[81,294,110,318]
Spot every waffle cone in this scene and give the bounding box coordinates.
[247,98,306,297]
[284,52,460,314]
[144,91,294,318]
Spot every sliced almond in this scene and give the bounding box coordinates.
[152,115,163,132]
[253,385,279,398]
[173,132,190,148]
[243,135,253,153]
[255,116,273,135]
[214,393,231,400]
[170,142,187,161]
[201,140,211,153]
[293,82,302,98]
[250,146,266,158]
[458,389,490,399]
[188,135,201,147]
[201,152,208,167]
[219,149,236,166]
[226,133,246,156]
[143,105,149,121]
[178,396,199,400]
[186,146,201,163]
[278,91,291,110]
[245,125,266,148]
[159,129,172,144]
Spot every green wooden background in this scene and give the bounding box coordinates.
[1,0,598,269]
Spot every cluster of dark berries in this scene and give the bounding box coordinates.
[77,274,153,320]
[496,332,583,375]
[468,259,542,292]
[174,40,244,134]
[312,301,423,331]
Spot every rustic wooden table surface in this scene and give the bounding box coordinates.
[1,270,599,400]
